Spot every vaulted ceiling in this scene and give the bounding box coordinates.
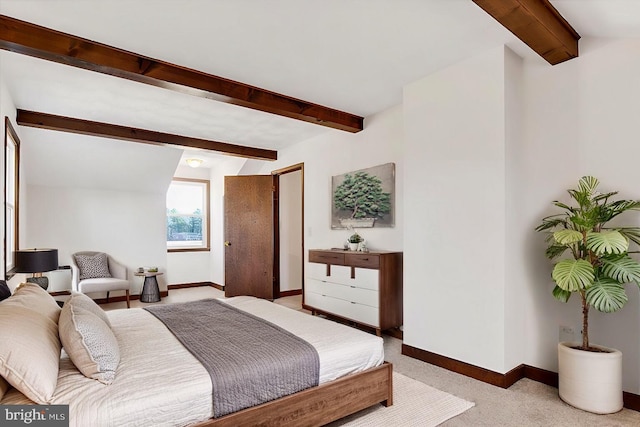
[1,0,639,179]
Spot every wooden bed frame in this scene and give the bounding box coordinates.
[194,362,393,427]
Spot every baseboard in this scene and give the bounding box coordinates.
[168,281,224,291]
[401,344,515,388]
[624,392,640,412]
[401,343,640,412]
[279,289,302,297]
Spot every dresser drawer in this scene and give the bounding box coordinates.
[350,268,379,291]
[309,251,345,265]
[345,253,379,269]
[310,264,378,291]
[305,291,379,327]
[307,262,332,281]
[306,278,378,308]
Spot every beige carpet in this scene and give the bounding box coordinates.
[329,372,475,427]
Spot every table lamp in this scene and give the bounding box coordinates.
[15,248,59,290]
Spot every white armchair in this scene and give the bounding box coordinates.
[70,251,130,308]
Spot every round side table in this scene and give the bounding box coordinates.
[135,271,164,303]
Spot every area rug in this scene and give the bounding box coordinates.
[330,372,475,427]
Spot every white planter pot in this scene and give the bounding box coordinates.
[558,342,623,414]
[348,243,359,251]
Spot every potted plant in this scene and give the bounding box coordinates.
[347,231,363,251]
[334,172,391,228]
[536,176,640,414]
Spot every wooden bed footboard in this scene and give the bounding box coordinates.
[194,362,393,427]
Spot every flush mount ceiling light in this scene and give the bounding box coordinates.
[186,158,203,168]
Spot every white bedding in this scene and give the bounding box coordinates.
[1,296,384,427]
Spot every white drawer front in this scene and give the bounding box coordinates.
[306,278,378,307]
[307,262,331,281]
[305,291,379,327]
[350,267,379,291]
[309,264,379,291]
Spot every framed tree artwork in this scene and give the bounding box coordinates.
[331,163,395,229]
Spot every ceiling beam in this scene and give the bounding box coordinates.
[472,0,580,65]
[0,15,363,133]
[16,110,278,161]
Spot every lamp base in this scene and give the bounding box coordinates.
[26,276,49,291]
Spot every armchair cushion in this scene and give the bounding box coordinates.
[74,252,112,280]
[77,278,130,294]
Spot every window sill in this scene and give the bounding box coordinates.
[167,247,211,253]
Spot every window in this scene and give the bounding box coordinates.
[166,178,210,252]
[4,117,20,278]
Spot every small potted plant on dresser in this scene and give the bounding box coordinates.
[536,176,640,414]
[348,232,363,251]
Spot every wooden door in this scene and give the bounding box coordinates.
[224,175,275,299]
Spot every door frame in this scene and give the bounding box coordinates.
[272,163,304,300]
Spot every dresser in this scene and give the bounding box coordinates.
[305,249,403,336]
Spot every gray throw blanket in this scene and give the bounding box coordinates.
[145,299,320,417]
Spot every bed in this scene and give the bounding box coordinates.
[0,285,392,427]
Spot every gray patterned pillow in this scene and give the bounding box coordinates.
[74,253,111,280]
[59,302,120,384]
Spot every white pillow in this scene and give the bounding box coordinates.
[68,292,111,328]
[0,304,61,403]
[2,282,61,323]
[59,302,119,384]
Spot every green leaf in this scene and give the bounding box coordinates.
[618,227,640,246]
[545,244,568,260]
[601,255,640,284]
[552,201,574,212]
[586,230,628,255]
[553,229,583,245]
[535,216,568,232]
[592,191,618,203]
[552,259,595,292]
[552,285,571,303]
[585,277,628,313]
[578,176,599,195]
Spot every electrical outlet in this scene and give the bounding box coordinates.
[559,325,575,342]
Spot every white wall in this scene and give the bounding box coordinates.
[279,169,302,292]
[504,47,526,372]
[519,38,640,393]
[26,185,168,297]
[403,46,515,374]
[244,105,404,255]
